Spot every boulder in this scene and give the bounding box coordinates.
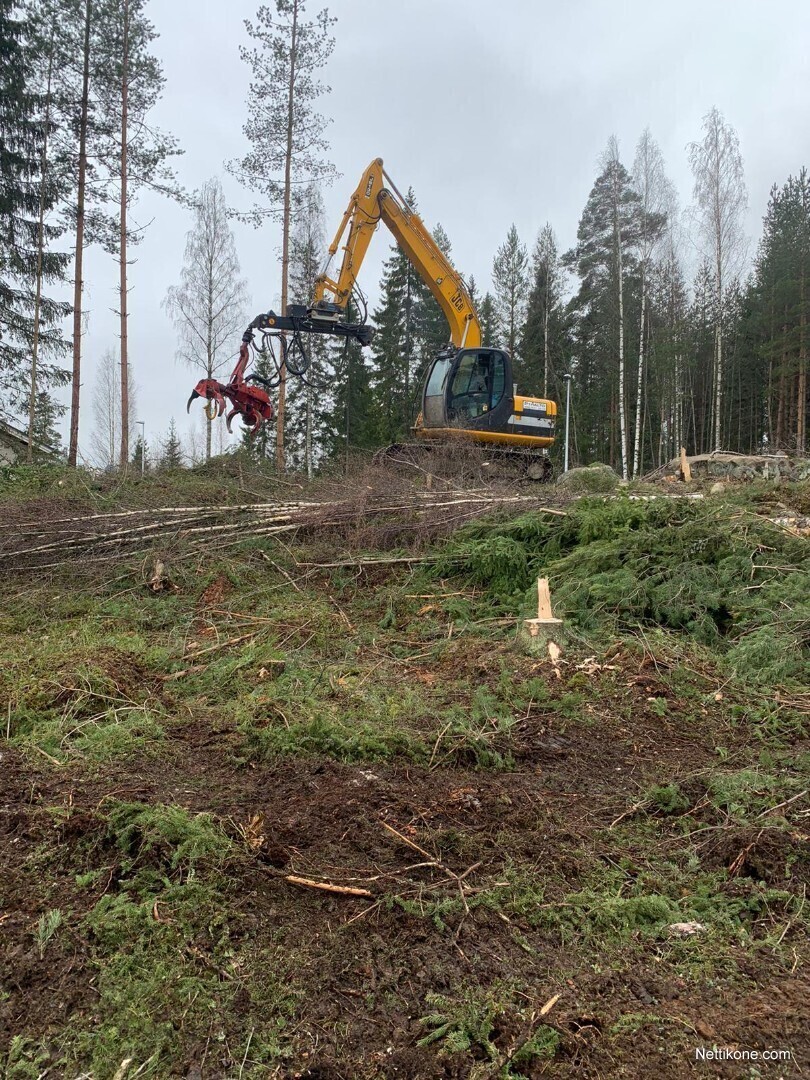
[556,463,620,493]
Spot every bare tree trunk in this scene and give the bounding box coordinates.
[542,279,549,399]
[205,344,213,461]
[305,386,312,479]
[616,229,628,480]
[276,0,299,471]
[632,279,645,477]
[28,37,55,461]
[713,322,723,451]
[798,263,807,453]
[118,0,130,468]
[776,322,787,448]
[68,0,92,467]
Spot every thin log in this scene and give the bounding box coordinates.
[284,874,373,898]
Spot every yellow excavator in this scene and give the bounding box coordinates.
[188,158,557,473]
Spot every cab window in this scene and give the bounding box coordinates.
[448,351,506,419]
[425,355,452,397]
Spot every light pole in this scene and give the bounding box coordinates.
[137,420,145,478]
[563,374,572,473]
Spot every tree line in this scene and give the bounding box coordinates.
[2,0,807,476]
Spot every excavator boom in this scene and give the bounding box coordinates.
[313,159,481,349]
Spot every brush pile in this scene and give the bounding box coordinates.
[1,490,549,572]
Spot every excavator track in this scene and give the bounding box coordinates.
[373,442,554,483]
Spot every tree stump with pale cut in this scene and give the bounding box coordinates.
[519,578,566,653]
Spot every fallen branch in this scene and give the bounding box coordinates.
[283,874,373,898]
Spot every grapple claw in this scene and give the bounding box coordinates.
[185,337,276,438]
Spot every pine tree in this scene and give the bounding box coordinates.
[229,0,337,469]
[492,224,529,360]
[0,1,70,416]
[93,0,182,467]
[159,418,184,468]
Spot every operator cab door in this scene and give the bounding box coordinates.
[445,348,512,431]
[422,352,454,428]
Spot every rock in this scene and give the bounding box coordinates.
[666,921,706,937]
[556,463,619,493]
[709,482,726,495]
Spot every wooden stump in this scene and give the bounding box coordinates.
[519,578,566,653]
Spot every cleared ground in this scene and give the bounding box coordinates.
[1,460,808,1079]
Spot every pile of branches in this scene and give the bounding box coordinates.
[1,490,548,573]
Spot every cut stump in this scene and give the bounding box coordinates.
[520,578,565,653]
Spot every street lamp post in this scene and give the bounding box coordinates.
[563,374,572,473]
[137,420,145,478]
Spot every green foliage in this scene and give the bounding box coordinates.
[708,769,798,821]
[3,1036,49,1080]
[34,908,63,958]
[646,783,690,815]
[243,711,427,764]
[437,498,809,689]
[104,801,233,870]
[556,464,620,492]
[417,989,501,1058]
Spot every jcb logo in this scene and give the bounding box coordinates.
[450,290,465,311]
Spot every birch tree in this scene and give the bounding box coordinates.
[89,347,136,468]
[630,129,668,476]
[688,108,747,452]
[164,177,250,460]
[229,0,337,470]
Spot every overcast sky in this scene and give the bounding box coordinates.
[65,0,810,460]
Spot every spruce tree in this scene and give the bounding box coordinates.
[0,0,70,414]
[478,292,500,347]
[492,224,529,360]
[369,187,430,442]
[160,418,184,468]
[564,142,642,471]
[131,432,148,473]
[520,224,567,396]
[322,302,376,463]
[30,390,63,454]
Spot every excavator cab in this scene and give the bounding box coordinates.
[418,347,556,450]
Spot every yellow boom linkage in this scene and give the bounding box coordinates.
[313,158,481,349]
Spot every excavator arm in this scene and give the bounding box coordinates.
[313,159,482,349]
